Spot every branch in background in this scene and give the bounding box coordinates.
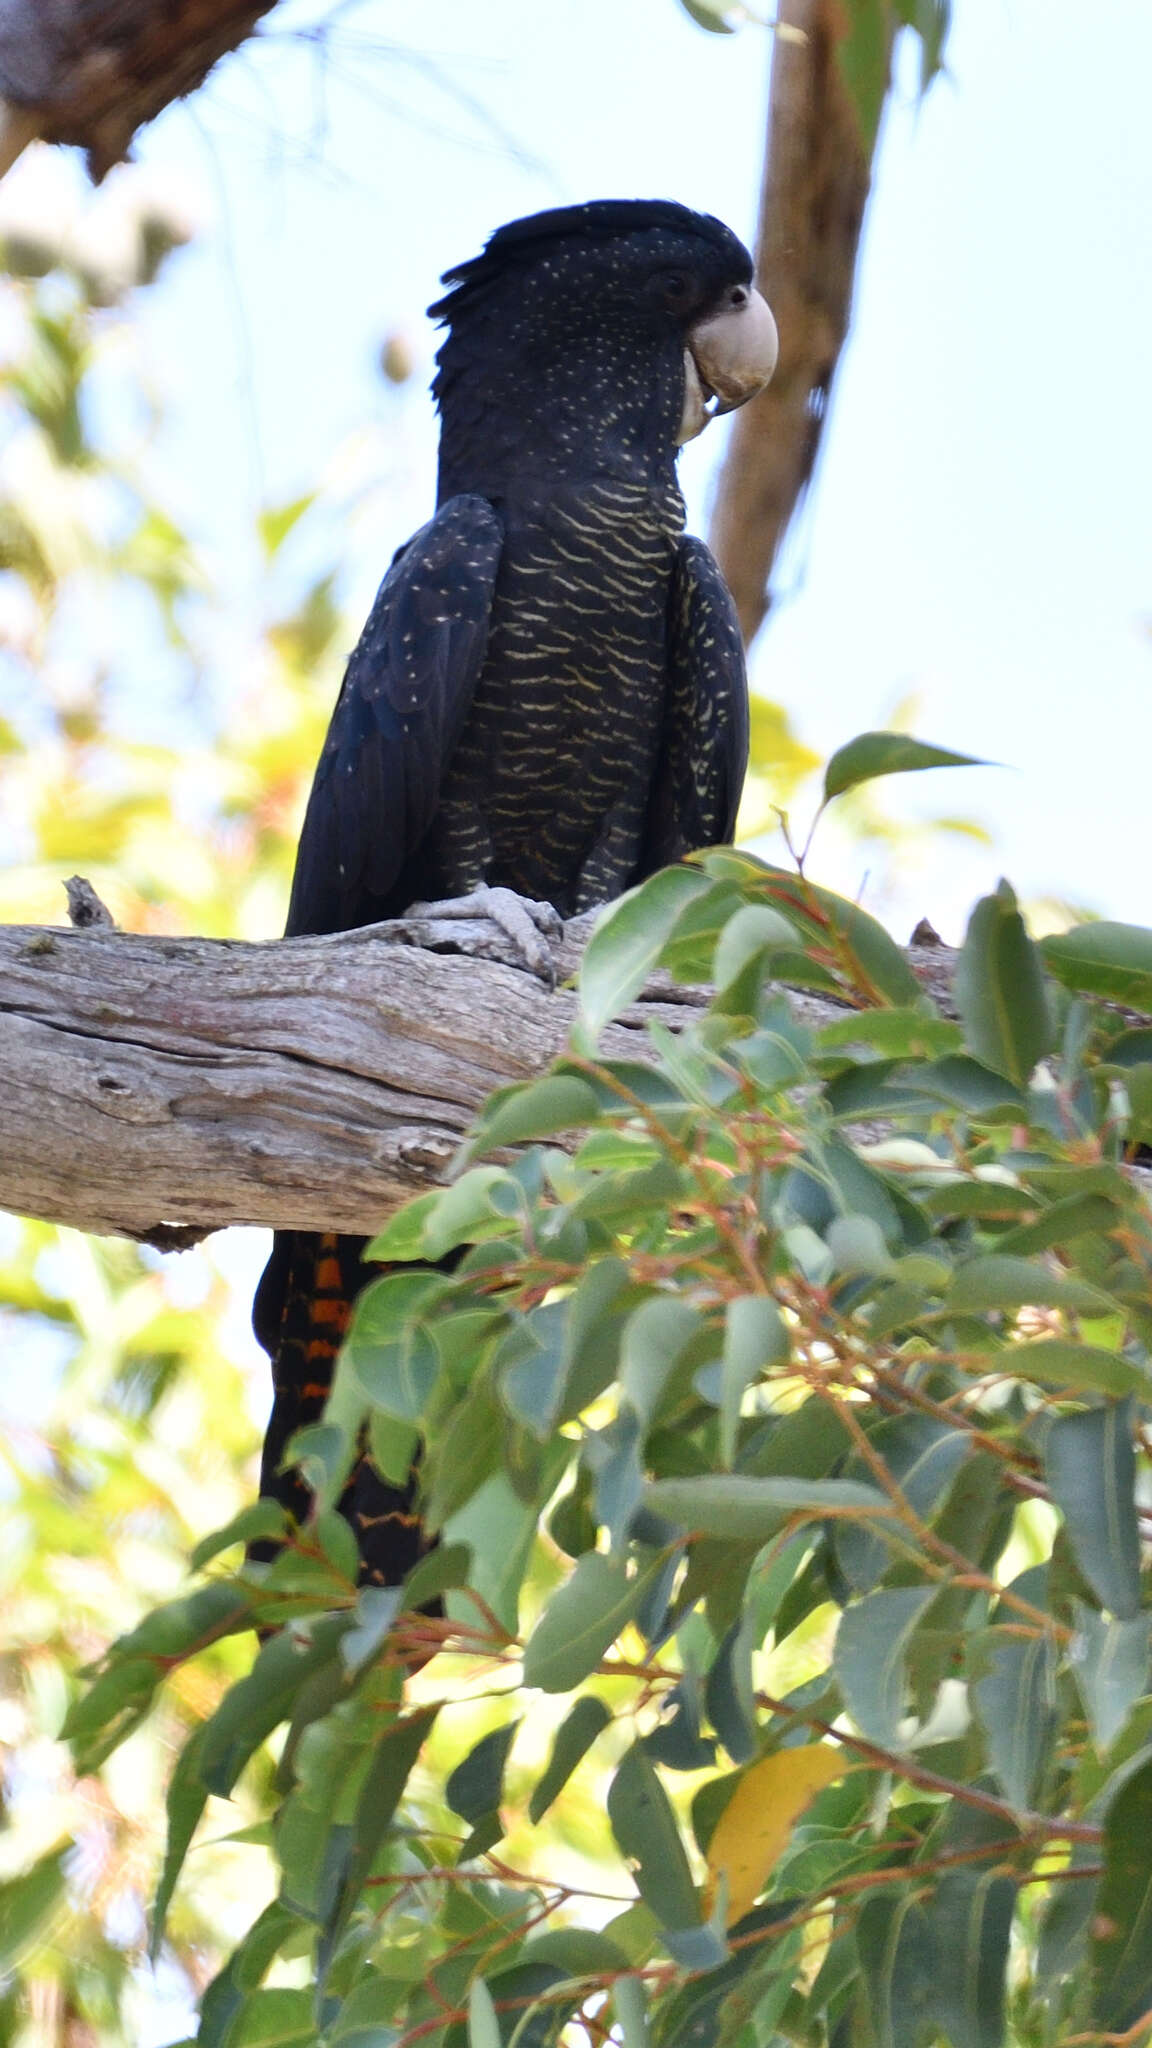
[0,0,278,180]
[709,0,888,646]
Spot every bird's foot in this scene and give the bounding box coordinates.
[403,884,563,984]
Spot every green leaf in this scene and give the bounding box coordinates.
[1091,1756,1152,2031]
[340,1586,404,1676]
[1005,1340,1152,1400]
[619,1295,701,1428]
[814,889,923,1007]
[973,1626,1056,1810]
[198,1614,350,1797]
[258,492,314,558]
[499,1304,572,1443]
[677,0,739,31]
[920,1178,1036,1223]
[327,1977,404,2043]
[833,1417,970,1596]
[607,1743,701,1932]
[446,1720,520,1825]
[189,1500,288,1570]
[0,1846,68,1973]
[942,1253,1113,1319]
[522,1552,651,1692]
[995,1190,1125,1256]
[823,731,988,803]
[1044,1402,1141,1619]
[529,1696,612,1822]
[151,1723,211,1958]
[1036,1850,1098,1993]
[954,881,1052,1086]
[836,0,893,152]
[1072,1604,1151,1751]
[826,1212,895,1278]
[322,1706,438,1963]
[364,1192,442,1262]
[705,1609,758,1764]
[343,1271,448,1419]
[579,866,714,1033]
[468,1976,502,2048]
[473,1076,603,1151]
[220,1988,316,2045]
[283,1424,357,1515]
[421,1168,521,1258]
[403,1542,471,1613]
[720,1297,788,1467]
[712,903,799,992]
[1043,919,1152,1008]
[523,1928,632,1978]
[444,1471,540,1636]
[916,1054,1026,1116]
[614,1975,650,2048]
[930,1868,1017,2048]
[645,1473,898,1543]
[834,1587,935,1750]
[856,1891,939,2048]
[63,1656,165,1772]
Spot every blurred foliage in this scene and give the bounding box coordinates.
[67,827,1152,2048]
[677,0,953,151]
[0,163,352,2042]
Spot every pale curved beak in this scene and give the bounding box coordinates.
[676,287,779,445]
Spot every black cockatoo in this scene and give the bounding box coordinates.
[253,199,778,1582]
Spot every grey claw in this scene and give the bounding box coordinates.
[402,884,561,984]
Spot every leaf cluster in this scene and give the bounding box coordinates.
[67,826,1152,2047]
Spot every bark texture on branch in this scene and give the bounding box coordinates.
[0,912,734,1243]
[0,0,277,178]
[0,906,959,1246]
[8,907,1134,1250]
[709,0,886,647]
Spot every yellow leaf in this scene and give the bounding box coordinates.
[706,1745,852,1924]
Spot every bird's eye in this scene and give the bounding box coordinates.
[663,272,689,302]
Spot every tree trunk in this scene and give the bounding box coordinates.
[708,0,885,647]
[0,0,278,178]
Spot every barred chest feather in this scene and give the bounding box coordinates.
[433,474,688,914]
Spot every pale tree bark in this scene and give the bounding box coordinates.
[709,0,888,647]
[0,907,962,1248]
[0,0,278,179]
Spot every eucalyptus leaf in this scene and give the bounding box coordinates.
[446,1720,520,1825]
[834,1587,935,1750]
[929,1868,1017,2048]
[955,881,1053,1086]
[719,1295,788,1466]
[973,1627,1057,1811]
[645,1473,899,1544]
[1090,1756,1152,2032]
[1044,1402,1141,1618]
[606,1744,701,1932]
[523,1552,648,1692]
[856,1890,939,2048]
[1043,919,1152,1008]
[579,866,713,1034]
[529,1696,612,1822]
[1071,1604,1151,1751]
[823,731,987,803]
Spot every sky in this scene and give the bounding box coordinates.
[100,0,1152,943]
